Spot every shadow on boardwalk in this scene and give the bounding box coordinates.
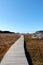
[24,41,33,65]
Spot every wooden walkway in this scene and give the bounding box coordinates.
[1,35,28,65]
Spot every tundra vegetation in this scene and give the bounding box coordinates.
[0,31,20,61]
[0,30,43,65]
[24,32,43,65]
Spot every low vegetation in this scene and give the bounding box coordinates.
[0,33,20,61]
[24,34,43,65]
[0,30,43,65]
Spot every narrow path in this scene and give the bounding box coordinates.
[1,35,29,65]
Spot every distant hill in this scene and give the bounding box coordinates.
[0,30,14,33]
[35,30,43,34]
[31,30,43,38]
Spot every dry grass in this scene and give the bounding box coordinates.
[0,33,43,65]
[24,34,43,65]
[0,33,20,61]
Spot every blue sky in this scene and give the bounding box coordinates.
[0,0,43,33]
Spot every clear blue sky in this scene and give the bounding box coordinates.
[0,0,43,33]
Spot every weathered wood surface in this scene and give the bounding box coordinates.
[1,35,28,65]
